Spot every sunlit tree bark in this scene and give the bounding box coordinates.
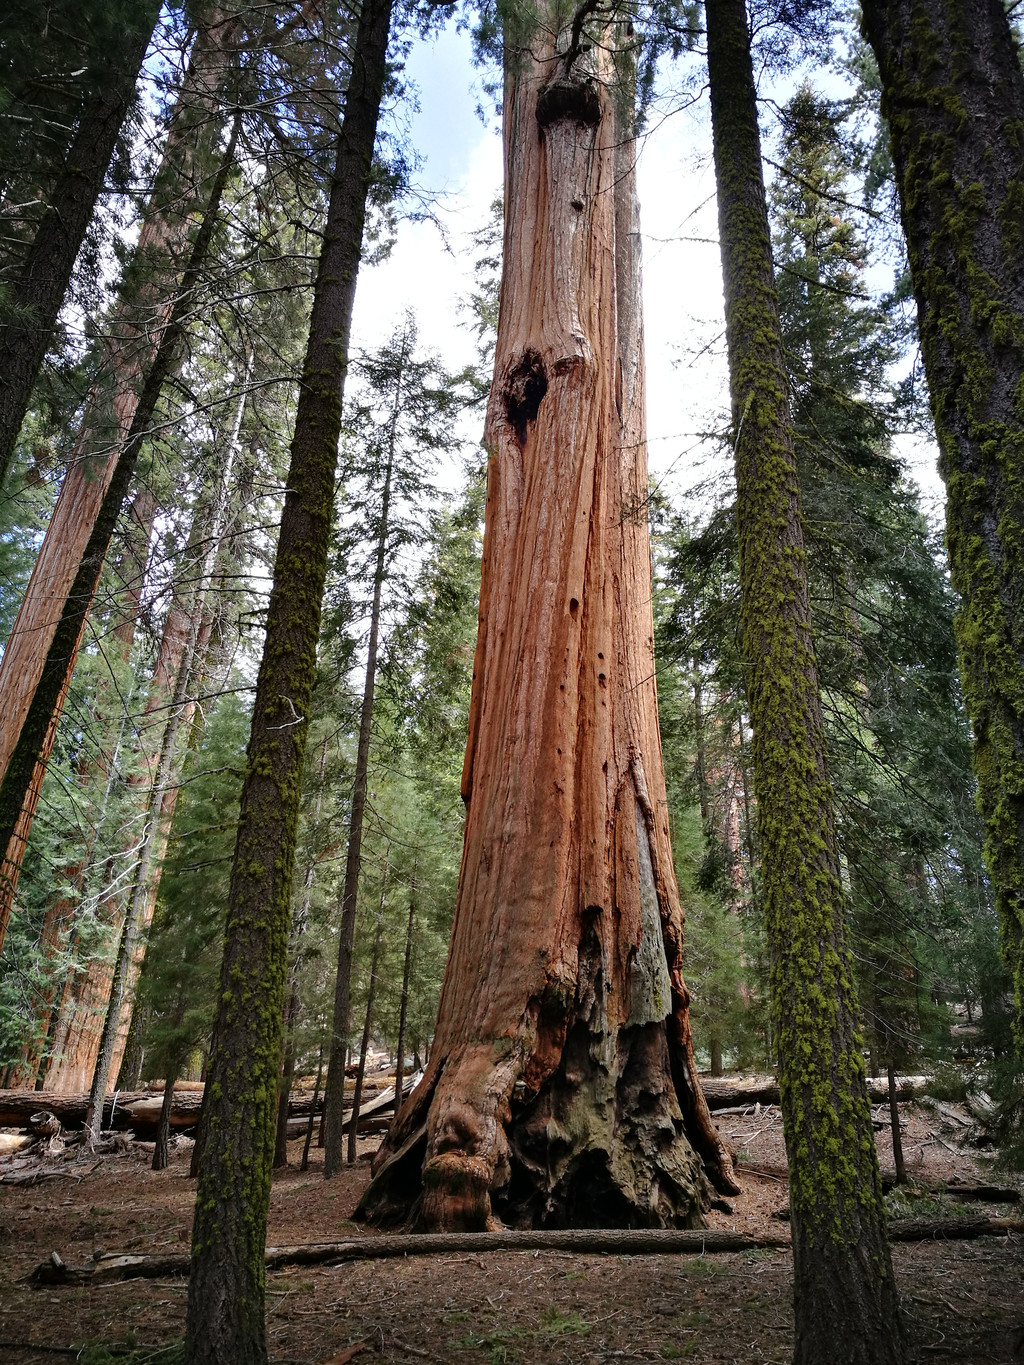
[359,0,737,1234]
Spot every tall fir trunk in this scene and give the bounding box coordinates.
[359,0,737,1236]
[0,1,161,485]
[348,898,386,1164]
[393,867,416,1123]
[705,4,904,1363]
[0,10,237,789]
[183,0,394,1355]
[323,377,399,1177]
[0,112,239,951]
[859,0,1024,1037]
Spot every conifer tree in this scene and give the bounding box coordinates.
[859,0,1024,1039]
[704,4,903,1360]
[0,0,162,484]
[361,0,737,1234]
[183,0,395,1353]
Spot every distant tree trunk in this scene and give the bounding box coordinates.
[705,4,904,1363]
[393,868,416,1123]
[323,367,400,1178]
[273,982,301,1169]
[0,1,161,486]
[0,14,239,945]
[83,590,216,1144]
[887,1061,906,1186]
[300,1044,325,1172]
[118,995,148,1091]
[860,0,1024,1039]
[348,869,388,1165]
[153,1026,185,1174]
[359,1,738,1236]
[183,0,395,1355]
[48,368,247,1094]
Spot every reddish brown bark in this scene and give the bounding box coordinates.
[0,12,238,946]
[359,9,737,1234]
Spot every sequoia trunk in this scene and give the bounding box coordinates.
[859,0,1024,1036]
[358,2,737,1235]
[705,4,903,1363]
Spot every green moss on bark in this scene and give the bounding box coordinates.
[861,0,1024,1038]
[183,1,396,1361]
[707,3,904,1362]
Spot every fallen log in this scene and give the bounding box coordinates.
[701,1076,929,1111]
[0,1090,200,1132]
[1,1072,424,1135]
[29,1216,1024,1286]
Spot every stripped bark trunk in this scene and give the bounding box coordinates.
[859,0,1024,1039]
[0,3,162,485]
[184,0,395,1354]
[705,3,904,1362]
[0,13,239,945]
[359,1,737,1236]
[323,359,400,1178]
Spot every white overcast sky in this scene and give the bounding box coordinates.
[348,19,947,526]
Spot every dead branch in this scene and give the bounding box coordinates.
[28,1217,1024,1286]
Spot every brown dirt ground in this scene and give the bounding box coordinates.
[1,1101,1022,1364]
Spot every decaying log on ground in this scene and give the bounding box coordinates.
[0,1074,419,1133]
[29,1218,1024,1285]
[701,1076,929,1111]
[0,1090,192,1130]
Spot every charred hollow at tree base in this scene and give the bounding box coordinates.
[358,924,738,1232]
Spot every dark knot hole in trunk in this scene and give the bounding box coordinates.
[504,350,548,445]
[536,78,602,129]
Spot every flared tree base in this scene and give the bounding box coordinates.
[357,1006,735,1232]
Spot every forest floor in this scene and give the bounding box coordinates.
[1,1096,1022,1364]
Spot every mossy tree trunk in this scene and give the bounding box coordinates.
[182,0,394,1358]
[860,0,1024,1038]
[358,0,738,1236]
[705,4,904,1363]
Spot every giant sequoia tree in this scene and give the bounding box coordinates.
[704,3,903,1362]
[859,0,1024,1037]
[359,0,738,1234]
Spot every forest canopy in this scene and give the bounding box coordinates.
[1,2,1022,1363]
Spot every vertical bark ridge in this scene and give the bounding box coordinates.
[359,7,736,1236]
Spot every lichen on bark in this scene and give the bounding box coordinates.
[357,0,737,1236]
[860,0,1024,1041]
[706,2,904,1362]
